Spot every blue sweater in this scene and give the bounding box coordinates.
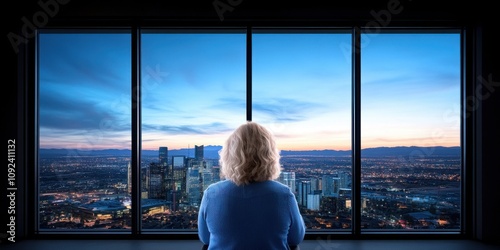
[198,179,306,250]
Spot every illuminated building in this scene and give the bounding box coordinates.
[278,171,296,194]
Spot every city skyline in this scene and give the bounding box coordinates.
[38,32,461,151]
[38,150,461,230]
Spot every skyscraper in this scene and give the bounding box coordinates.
[310,177,320,193]
[212,165,221,183]
[323,175,341,197]
[278,171,296,194]
[298,180,311,207]
[141,166,149,198]
[149,162,165,199]
[201,169,213,192]
[307,193,321,211]
[171,155,187,211]
[339,171,351,189]
[195,145,204,161]
[186,157,203,206]
[159,146,169,166]
[159,147,171,202]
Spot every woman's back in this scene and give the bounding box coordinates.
[197,122,305,249]
[198,180,305,250]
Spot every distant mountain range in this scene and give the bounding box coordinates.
[39,146,460,159]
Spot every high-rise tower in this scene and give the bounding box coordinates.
[298,180,311,207]
[278,171,296,194]
[149,162,165,199]
[195,145,204,161]
[159,146,169,166]
[171,155,187,211]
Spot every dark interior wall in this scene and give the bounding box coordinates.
[475,20,500,244]
[3,0,499,244]
[3,0,483,25]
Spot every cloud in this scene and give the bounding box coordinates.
[142,122,232,135]
[252,98,324,123]
[211,97,246,111]
[39,92,129,132]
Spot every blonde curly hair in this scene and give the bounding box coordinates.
[219,121,281,186]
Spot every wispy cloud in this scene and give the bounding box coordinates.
[211,97,246,111]
[39,92,129,132]
[143,122,232,135]
[253,98,324,123]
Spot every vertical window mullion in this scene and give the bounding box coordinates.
[247,26,252,122]
[131,26,142,235]
[352,26,361,236]
[462,26,472,237]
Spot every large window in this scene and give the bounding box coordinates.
[252,30,352,230]
[36,28,462,234]
[360,32,461,230]
[38,31,132,230]
[140,30,246,230]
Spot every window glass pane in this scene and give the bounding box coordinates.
[252,32,353,231]
[38,32,131,230]
[36,29,463,235]
[140,30,246,230]
[361,33,461,230]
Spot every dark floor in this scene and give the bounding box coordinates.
[1,239,499,250]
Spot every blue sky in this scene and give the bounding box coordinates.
[38,31,460,151]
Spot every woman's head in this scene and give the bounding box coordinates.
[219,121,281,186]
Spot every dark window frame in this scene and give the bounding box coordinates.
[26,24,471,241]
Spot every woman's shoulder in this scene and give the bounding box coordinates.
[267,180,295,194]
[204,179,232,193]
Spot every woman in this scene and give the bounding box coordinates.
[198,121,305,250]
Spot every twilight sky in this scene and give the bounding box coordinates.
[38,30,460,151]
